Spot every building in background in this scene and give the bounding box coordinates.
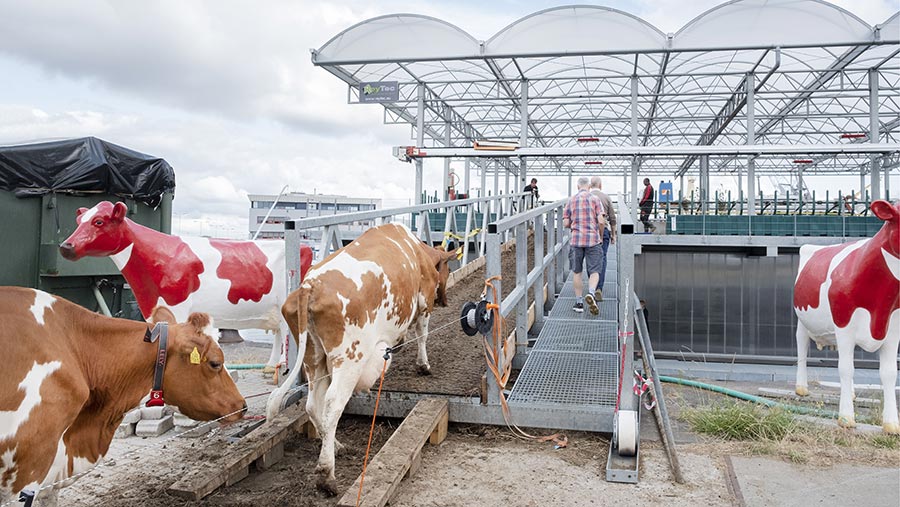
[248,192,381,241]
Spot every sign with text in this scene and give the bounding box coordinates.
[359,81,399,103]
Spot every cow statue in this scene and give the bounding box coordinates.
[266,223,455,494]
[793,199,900,433]
[59,201,314,373]
[0,287,246,506]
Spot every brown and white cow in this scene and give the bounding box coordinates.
[794,199,900,433]
[265,223,454,494]
[0,287,246,505]
[59,201,314,372]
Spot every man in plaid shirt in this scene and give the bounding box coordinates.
[563,177,606,315]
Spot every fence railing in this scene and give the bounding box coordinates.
[284,191,533,264]
[654,190,882,217]
[484,198,570,403]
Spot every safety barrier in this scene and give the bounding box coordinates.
[285,191,532,267]
[484,198,570,399]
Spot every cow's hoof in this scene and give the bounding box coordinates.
[837,415,856,429]
[883,422,900,435]
[795,386,809,397]
[316,475,340,497]
[416,364,432,376]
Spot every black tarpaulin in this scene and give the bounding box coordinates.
[0,137,175,206]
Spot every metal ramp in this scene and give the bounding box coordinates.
[506,250,621,432]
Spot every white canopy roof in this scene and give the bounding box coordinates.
[314,0,900,176]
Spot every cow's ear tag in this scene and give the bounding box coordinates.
[190,347,201,365]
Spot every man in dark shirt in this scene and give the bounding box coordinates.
[523,178,540,210]
[639,178,655,233]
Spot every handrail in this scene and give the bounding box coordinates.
[488,198,567,234]
[287,191,531,230]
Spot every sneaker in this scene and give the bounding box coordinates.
[596,289,603,302]
[572,302,584,313]
[584,293,599,316]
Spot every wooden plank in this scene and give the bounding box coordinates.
[168,403,308,501]
[429,409,448,445]
[337,398,449,507]
[253,442,284,471]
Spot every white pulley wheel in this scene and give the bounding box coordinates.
[617,410,637,456]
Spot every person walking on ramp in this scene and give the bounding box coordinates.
[564,177,605,315]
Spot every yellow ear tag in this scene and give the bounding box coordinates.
[190,347,201,365]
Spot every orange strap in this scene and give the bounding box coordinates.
[356,354,389,507]
[481,277,567,447]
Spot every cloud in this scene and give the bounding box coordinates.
[1,0,896,241]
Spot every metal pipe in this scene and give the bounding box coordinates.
[253,184,289,241]
[92,284,112,317]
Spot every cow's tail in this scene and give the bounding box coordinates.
[266,287,310,421]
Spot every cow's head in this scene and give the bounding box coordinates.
[59,201,132,260]
[871,199,900,258]
[150,307,246,422]
[424,246,456,307]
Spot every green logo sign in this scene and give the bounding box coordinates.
[359,81,399,103]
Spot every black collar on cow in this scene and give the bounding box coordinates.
[143,322,169,407]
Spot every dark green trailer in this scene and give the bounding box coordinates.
[0,137,175,319]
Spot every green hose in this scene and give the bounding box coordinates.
[225,363,268,370]
[659,375,839,420]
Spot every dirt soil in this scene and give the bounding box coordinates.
[382,236,534,396]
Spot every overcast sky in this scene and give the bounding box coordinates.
[1,0,896,238]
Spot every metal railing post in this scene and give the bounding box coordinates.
[534,212,546,325]
[515,221,528,367]
[485,231,503,406]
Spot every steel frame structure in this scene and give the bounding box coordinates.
[313,2,899,213]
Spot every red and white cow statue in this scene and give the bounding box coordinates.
[793,199,900,433]
[59,201,313,372]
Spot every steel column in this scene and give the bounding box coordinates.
[746,72,756,215]
[443,121,452,201]
[479,158,486,198]
[415,83,425,205]
[861,168,866,199]
[700,155,710,214]
[870,68,881,200]
[464,158,471,197]
[630,76,640,221]
[493,160,499,197]
[520,80,529,196]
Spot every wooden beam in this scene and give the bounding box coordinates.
[337,398,449,507]
[168,403,308,501]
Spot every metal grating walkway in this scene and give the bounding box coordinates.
[507,249,620,421]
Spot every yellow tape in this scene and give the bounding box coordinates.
[441,228,482,251]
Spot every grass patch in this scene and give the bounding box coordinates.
[682,401,797,441]
[869,434,900,450]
